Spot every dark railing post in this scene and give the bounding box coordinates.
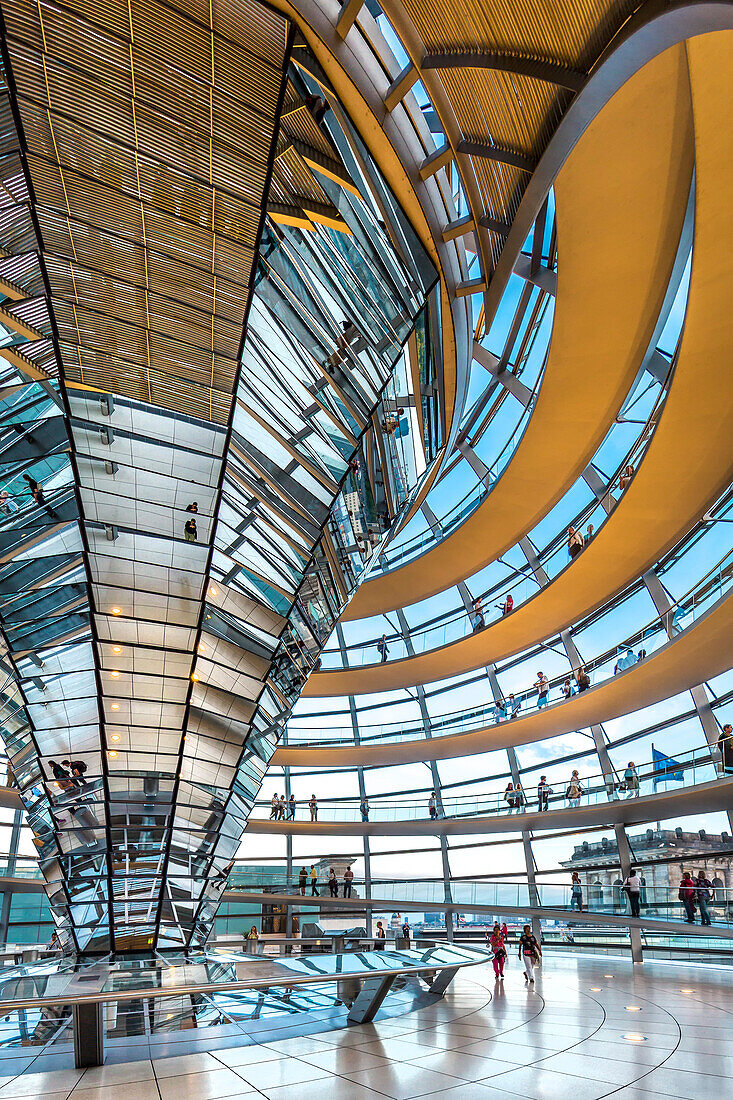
[73,1001,104,1068]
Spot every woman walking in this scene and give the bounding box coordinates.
[518,924,542,983]
[570,871,583,912]
[489,921,507,979]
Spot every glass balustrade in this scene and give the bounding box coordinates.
[248,742,722,823]
[288,544,733,746]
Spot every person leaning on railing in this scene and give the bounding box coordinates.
[718,723,733,775]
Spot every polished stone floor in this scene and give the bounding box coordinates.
[1,953,731,1099]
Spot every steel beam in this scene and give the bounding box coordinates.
[347,973,396,1023]
[422,51,585,93]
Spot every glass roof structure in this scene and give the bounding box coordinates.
[0,0,730,970]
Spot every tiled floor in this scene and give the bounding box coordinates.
[2,954,732,1099]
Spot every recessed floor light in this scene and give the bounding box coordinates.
[679,989,695,994]
[604,974,613,978]
[590,987,602,991]
[623,1034,647,1042]
[625,1006,641,1012]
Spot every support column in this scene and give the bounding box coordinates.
[0,807,23,947]
[338,624,373,934]
[347,974,396,1024]
[395,610,455,942]
[284,747,293,939]
[615,824,644,963]
[73,1002,104,1068]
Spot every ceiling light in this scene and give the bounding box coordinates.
[110,671,120,678]
[108,751,118,758]
[191,673,200,682]
[111,734,120,742]
[112,646,122,654]
[111,607,122,615]
[198,643,206,653]
[209,586,218,597]
[110,704,120,711]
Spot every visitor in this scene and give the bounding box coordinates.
[489,921,506,978]
[401,920,411,942]
[186,502,198,514]
[696,871,713,926]
[47,760,75,794]
[497,593,513,616]
[63,759,87,788]
[343,866,354,898]
[377,634,389,663]
[718,723,733,775]
[565,770,583,808]
[501,922,508,942]
[48,929,61,951]
[561,679,575,700]
[428,791,437,819]
[494,698,508,722]
[509,693,521,719]
[534,671,549,709]
[575,666,591,692]
[298,866,307,895]
[310,865,319,896]
[518,924,541,983]
[567,525,584,559]
[623,762,640,797]
[0,491,16,515]
[585,523,594,543]
[504,782,516,812]
[309,794,318,821]
[287,793,296,820]
[270,794,278,820]
[513,781,527,814]
[184,516,197,542]
[472,597,485,631]
[619,463,634,490]
[623,867,642,918]
[247,925,259,940]
[360,796,369,822]
[570,872,583,911]
[679,871,697,923]
[375,920,386,948]
[278,794,286,820]
[212,858,235,884]
[328,867,338,897]
[537,776,552,812]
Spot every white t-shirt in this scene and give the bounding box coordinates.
[624,874,641,892]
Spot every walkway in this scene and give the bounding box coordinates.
[276,591,733,764]
[344,43,693,622]
[306,34,733,697]
[5,955,733,1096]
[245,776,733,836]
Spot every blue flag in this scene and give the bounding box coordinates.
[652,746,684,785]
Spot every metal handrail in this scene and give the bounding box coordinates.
[0,947,488,1011]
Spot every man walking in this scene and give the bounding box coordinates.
[343,866,354,898]
[537,776,552,812]
[623,867,642,918]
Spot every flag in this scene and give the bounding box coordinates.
[652,745,684,786]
